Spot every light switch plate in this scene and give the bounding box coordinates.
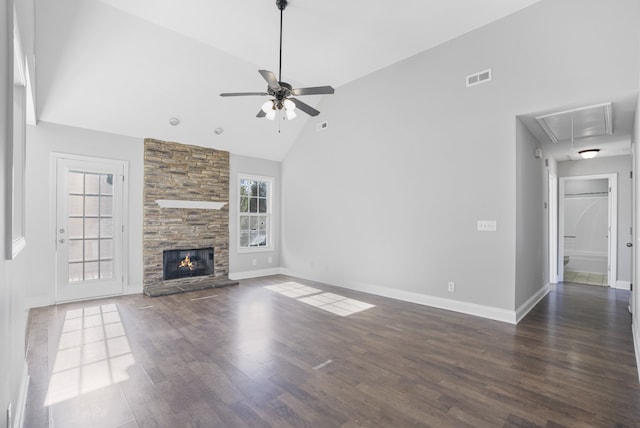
[477,220,497,232]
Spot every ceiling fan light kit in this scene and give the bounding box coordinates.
[220,0,334,121]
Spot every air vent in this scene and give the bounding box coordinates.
[466,68,492,87]
[316,121,328,132]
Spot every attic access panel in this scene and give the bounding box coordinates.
[536,102,612,143]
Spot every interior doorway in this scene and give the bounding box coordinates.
[558,174,617,287]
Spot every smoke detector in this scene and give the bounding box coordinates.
[169,117,180,126]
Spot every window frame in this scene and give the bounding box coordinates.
[237,174,274,253]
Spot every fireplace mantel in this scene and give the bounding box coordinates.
[155,199,227,210]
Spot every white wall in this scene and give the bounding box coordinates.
[229,154,281,278]
[515,120,547,310]
[281,0,639,321]
[558,156,633,283]
[24,121,144,307]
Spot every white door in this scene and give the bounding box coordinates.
[56,156,125,302]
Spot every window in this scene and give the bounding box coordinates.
[238,175,273,252]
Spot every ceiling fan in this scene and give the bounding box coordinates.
[220,0,334,120]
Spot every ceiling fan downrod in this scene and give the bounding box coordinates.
[276,0,287,83]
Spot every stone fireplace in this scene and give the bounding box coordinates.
[143,138,233,296]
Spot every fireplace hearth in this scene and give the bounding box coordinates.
[163,247,214,280]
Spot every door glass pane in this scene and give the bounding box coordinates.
[68,218,84,239]
[85,262,99,281]
[100,261,113,279]
[100,239,113,259]
[100,174,113,195]
[69,240,83,262]
[85,196,99,216]
[85,218,99,238]
[68,172,84,194]
[85,240,99,261]
[69,263,83,283]
[259,181,267,197]
[100,196,113,216]
[85,174,100,194]
[100,219,114,238]
[68,195,84,216]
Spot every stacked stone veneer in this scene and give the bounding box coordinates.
[143,138,229,294]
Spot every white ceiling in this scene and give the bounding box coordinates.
[35,0,545,160]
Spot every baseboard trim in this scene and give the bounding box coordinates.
[616,280,632,290]
[229,267,283,281]
[25,295,54,309]
[13,361,29,428]
[633,323,640,383]
[280,268,517,324]
[516,284,551,323]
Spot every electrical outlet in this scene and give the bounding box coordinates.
[268,257,273,264]
[477,220,497,232]
[448,282,455,292]
[252,259,257,266]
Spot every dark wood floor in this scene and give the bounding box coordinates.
[24,276,640,427]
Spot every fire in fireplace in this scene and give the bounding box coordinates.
[163,247,214,280]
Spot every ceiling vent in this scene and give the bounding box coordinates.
[466,68,492,87]
[535,102,612,143]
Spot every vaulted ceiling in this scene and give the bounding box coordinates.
[35,0,544,160]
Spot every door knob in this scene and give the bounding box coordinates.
[58,239,65,244]
[59,228,65,234]
[627,242,633,247]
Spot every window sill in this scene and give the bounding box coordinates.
[238,246,274,254]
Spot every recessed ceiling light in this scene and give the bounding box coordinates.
[214,127,224,135]
[169,117,180,126]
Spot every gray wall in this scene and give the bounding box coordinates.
[558,156,633,283]
[281,0,639,314]
[229,154,281,276]
[515,120,546,308]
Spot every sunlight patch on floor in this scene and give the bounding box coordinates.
[45,304,135,406]
[265,282,374,316]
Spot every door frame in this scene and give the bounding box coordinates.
[549,172,558,283]
[51,152,130,302]
[558,173,617,287]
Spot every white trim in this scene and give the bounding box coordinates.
[124,282,143,295]
[155,199,227,210]
[633,323,640,383]
[25,295,54,309]
[516,284,551,323]
[280,269,517,324]
[229,267,283,280]
[549,173,558,283]
[237,173,274,253]
[13,362,29,428]
[615,280,632,290]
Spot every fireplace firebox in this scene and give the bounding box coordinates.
[163,247,214,280]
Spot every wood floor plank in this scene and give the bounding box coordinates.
[23,277,640,427]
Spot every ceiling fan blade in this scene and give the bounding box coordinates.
[220,92,268,97]
[290,98,320,117]
[258,70,282,91]
[256,110,266,118]
[290,86,335,96]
